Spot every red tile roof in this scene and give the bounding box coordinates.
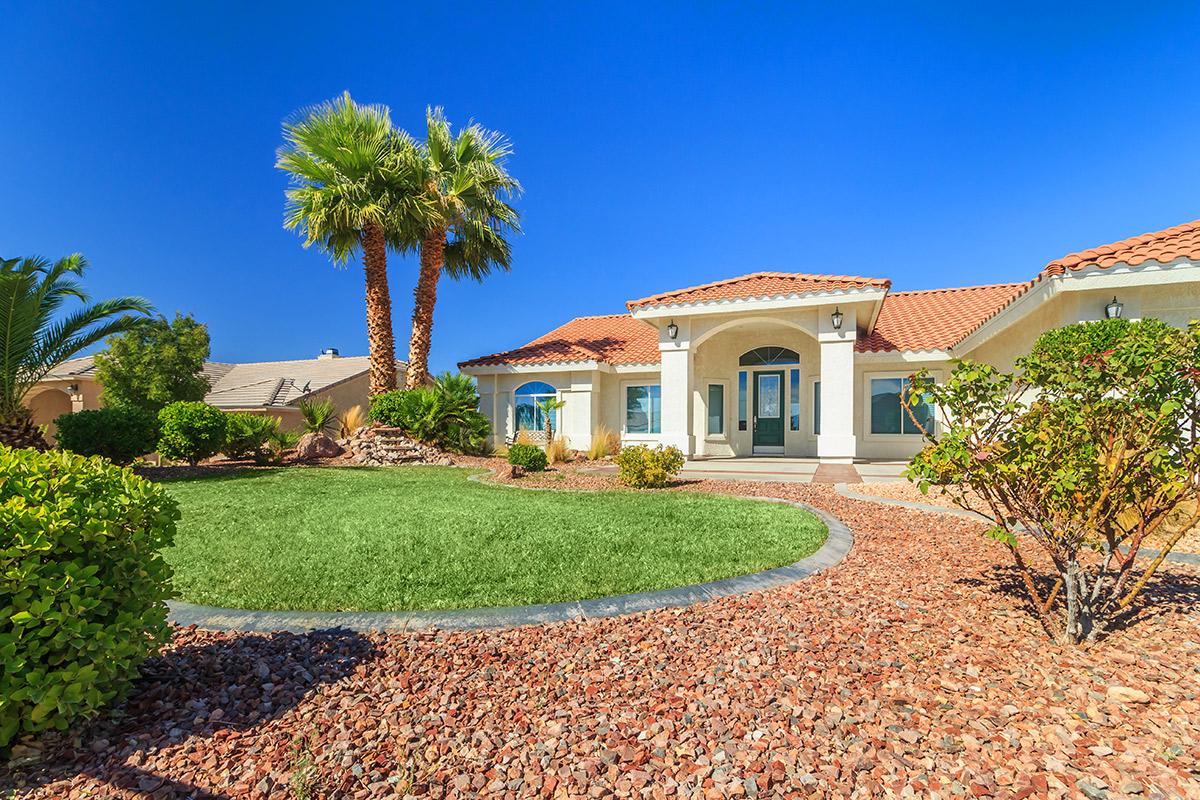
[1042,219,1200,275]
[459,314,660,368]
[626,272,889,310]
[856,283,1030,353]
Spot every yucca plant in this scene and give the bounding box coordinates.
[0,255,150,449]
[297,397,337,434]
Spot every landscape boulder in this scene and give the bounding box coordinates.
[295,432,344,460]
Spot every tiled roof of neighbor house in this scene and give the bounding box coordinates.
[459,314,660,368]
[856,283,1030,353]
[1042,219,1200,275]
[43,355,99,380]
[205,356,398,409]
[626,272,890,310]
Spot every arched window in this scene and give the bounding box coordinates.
[514,381,558,432]
[738,346,800,366]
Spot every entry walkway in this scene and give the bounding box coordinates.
[678,457,906,484]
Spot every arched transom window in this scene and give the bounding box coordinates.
[515,381,558,432]
[738,346,800,366]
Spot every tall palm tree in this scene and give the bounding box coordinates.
[0,254,151,449]
[277,91,424,396]
[403,108,521,389]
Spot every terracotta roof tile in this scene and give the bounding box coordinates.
[856,283,1029,353]
[626,272,890,310]
[1042,219,1200,275]
[459,314,660,368]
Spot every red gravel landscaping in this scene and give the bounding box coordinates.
[4,481,1199,799]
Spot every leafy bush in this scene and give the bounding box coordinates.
[93,313,211,415]
[616,444,685,488]
[907,318,1200,645]
[507,442,547,472]
[54,407,157,465]
[368,372,491,454]
[157,401,228,465]
[223,413,280,462]
[298,397,336,434]
[0,447,178,750]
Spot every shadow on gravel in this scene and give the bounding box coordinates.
[2,627,377,799]
[958,564,1200,638]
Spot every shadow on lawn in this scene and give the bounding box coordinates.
[3,628,377,799]
[958,562,1200,638]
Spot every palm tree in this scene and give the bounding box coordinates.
[0,255,151,449]
[403,108,521,389]
[277,91,424,396]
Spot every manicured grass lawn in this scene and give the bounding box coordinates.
[162,466,826,612]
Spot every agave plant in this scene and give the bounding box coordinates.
[297,397,337,434]
[0,255,150,448]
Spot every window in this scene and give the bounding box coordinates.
[789,369,800,431]
[737,371,748,431]
[870,377,934,434]
[813,381,821,435]
[625,385,661,434]
[739,346,800,366]
[707,384,724,435]
[515,381,557,432]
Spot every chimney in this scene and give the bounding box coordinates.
[318,347,340,360]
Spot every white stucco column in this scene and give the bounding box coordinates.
[659,319,694,455]
[817,308,857,463]
[561,372,595,451]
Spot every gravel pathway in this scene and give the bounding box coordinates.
[5,482,1199,799]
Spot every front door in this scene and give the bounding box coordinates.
[753,370,785,450]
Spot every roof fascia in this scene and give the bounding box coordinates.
[629,287,888,320]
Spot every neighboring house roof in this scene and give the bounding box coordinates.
[204,356,401,409]
[1042,218,1200,275]
[856,283,1030,353]
[626,272,890,310]
[42,355,98,381]
[460,314,660,368]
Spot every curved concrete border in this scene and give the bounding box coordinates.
[835,482,1200,567]
[167,496,853,634]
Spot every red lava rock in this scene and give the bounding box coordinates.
[3,477,1198,798]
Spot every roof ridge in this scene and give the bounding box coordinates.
[1045,218,1200,270]
[627,271,890,309]
[888,281,1030,297]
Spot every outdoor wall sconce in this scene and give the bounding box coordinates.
[666,321,679,339]
[67,383,79,394]
[831,307,844,330]
[1104,296,1124,319]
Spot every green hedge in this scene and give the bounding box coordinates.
[506,442,548,472]
[157,401,227,465]
[53,407,158,466]
[0,447,178,750]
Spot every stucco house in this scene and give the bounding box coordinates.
[461,220,1200,463]
[27,348,397,440]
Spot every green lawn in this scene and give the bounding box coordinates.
[162,466,827,612]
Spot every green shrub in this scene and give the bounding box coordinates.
[507,442,548,472]
[297,397,336,434]
[157,401,228,465]
[0,447,178,751]
[53,407,158,465]
[616,444,685,488]
[368,372,491,454]
[223,413,280,462]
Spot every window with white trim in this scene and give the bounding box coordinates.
[869,377,933,435]
[515,381,557,432]
[625,384,661,434]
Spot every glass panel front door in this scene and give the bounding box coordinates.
[753,371,785,447]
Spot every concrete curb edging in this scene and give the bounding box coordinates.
[834,482,1200,567]
[167,496,853,634]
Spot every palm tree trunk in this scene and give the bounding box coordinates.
[362,222,398,396]
[405,228,447,390]
[0,409,50,450]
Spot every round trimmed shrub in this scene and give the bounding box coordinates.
[0,447,179,751]
[615,444,685,488]
[507,442,548,472]
[54,407,158,465]
[223,412,279,462]
[157,401,227,465]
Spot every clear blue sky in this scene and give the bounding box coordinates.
[3,2,1198,371]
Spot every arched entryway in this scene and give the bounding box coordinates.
[27,388,73,443]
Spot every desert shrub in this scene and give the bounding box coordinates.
[514,428,535,446]
[907,318,1200,645]
[507,442,548,472]
[298,397,336,434]
[338,404,366,438]
[223,413,280,461]
[0,447,178,750]
[616,444,685,488]
[368,372,490,454]
[588,425,620,460]
[157,401,228,465]
[545,435,570,465]
[53,407,157,465]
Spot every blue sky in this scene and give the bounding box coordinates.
[3,2,1198,371]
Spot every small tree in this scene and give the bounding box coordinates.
[94,313,211,415]
[536,396,566,444]
[906,318,1200,645]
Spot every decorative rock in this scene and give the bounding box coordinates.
[1105,686,1151,704]
[295,432,344,460]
